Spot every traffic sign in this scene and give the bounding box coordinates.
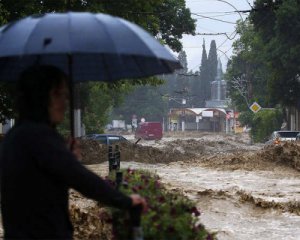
[249,102,262,113]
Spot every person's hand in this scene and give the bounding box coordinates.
[66,137,82,160]
[130,194,147,213]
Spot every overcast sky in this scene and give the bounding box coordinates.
[181,0,254,72]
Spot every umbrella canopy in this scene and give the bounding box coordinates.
[0,12,181,82]
[0,12,181,136]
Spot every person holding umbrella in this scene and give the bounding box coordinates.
[0,65,147,239]
[0,11,182,239]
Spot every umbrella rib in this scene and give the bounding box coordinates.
[93,15,121,81]
[22,16,44,56]
[131,55,146,76]
[160,59,174,73]
[116,18,160,59]
[101,54,113,81]
[116,18,173,76]
[93,15,119,56]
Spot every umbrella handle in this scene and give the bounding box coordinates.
[68,55,75,138]
[129,204,143,240]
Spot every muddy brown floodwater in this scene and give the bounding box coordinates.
[1,132,299,240]
[104,161,300,240]
[92,132,300,240]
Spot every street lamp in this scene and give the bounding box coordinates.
[181,98,186,132]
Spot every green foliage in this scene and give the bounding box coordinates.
[156,0,196,51]
[107,169,214,240]
[250,0,300,107]
[175,51,190,97]
[199,40,209,105]
[82,82,133,133]
[207,40,218,87]
[225,20,271,111]
[251,108,283,143]
[0,3,9,25]
[56,111,71,137]
[111,84,168,123]
[238,111,254,127]
[0,83,15,123]
[177,50,188,74]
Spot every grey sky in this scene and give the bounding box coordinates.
[182,0,254,71]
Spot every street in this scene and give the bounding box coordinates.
[92,132,300,240]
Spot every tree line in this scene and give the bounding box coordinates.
[226,0,300,141]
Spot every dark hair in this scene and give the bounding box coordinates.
[16,65,68,124]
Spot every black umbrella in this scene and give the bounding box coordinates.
[0,12,181,135]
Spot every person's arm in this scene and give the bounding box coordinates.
[30,127,132,209]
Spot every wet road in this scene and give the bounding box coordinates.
[107,161,300,240]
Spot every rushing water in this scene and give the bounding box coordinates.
[116,161,300,240]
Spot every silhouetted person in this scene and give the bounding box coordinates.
[0,65,146,239]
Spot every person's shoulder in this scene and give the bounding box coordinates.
[14,121,49,133]
[8,121,57,142]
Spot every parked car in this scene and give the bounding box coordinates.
[84,134,128,145]
[266,131,300,145]
[296,133,300,141]
[135,122,163,140]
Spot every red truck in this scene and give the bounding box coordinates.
[135,122,163,140]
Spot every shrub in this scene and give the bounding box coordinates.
[105,169,215,240]
[238,111,254,127]
[251,108,283,142]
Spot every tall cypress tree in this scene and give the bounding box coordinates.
[207,40,218,95]
[206,40,218,100]
[199,39,209,106]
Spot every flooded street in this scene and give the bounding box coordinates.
[87,132,300,239]
[112,161,300,240]
[1,132,297,239]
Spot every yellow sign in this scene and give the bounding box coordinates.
[250,102,262,113]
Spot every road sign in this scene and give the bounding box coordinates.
[250,102,262,113]
[196,116,202,123]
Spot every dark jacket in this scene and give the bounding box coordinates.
[0,121,132,239]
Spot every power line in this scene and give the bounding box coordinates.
[192,13,236,24]
[218,48,231,60]
[195,32,231,36]
[178,73,199,77]
[245,0,253,9]
[215,0,244,21]
[194,12,242,18]
[192,10,247,14]
[126,9,252,16]
[217,30,237,50]
[194,32,237,40]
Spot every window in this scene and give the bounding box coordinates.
[278,132,300,138]
[108,136,120,144]
[94,136,107,144]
